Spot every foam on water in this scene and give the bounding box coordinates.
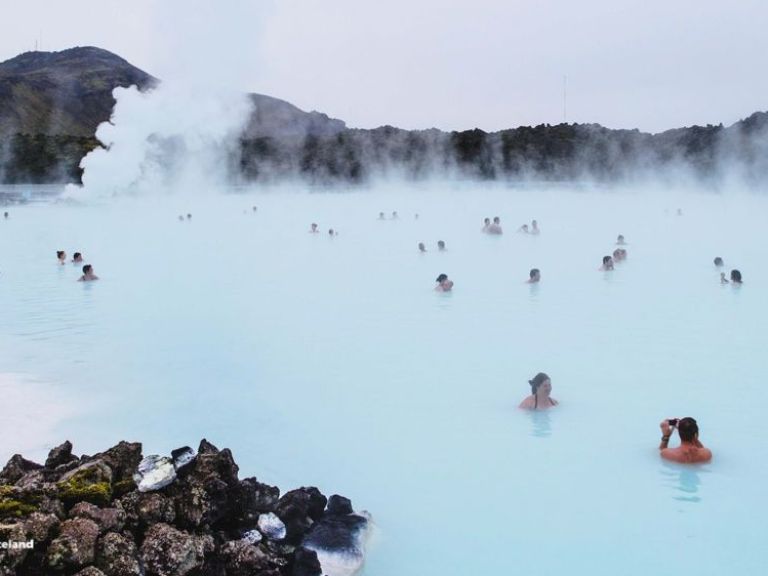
[1,182,766,575]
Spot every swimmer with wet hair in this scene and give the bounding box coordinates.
[3,212,8,219]
[730,269,742,284]
[379,212,386,220]
[391,211,399,220]
[488,216,503,235]
[482,218,491,233]
[437,240,446,251]
[713,257,724,267]
[252,206,258,212]
[518,224,529,233]
[310,223,319,233]
[531,220,540,235]
[186,214,192,220]
[56,251,67,265]
[72,252,83,264]
[328,228,337,236]
[613,248,627,262]
[616,234,626,245]
[418,242,427,253]
[519,372,558,410]
[720,272,729,284]
[178,215,184,221]
[78,265,99,282]
[527,268,541,283]
[600,255,614,271]
[659,417,711,463]
[435,273,453,292]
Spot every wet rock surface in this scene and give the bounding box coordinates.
[0,439,370,576]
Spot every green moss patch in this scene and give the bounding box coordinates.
[57,468,113,506]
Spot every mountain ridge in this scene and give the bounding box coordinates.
[1,46,767,185]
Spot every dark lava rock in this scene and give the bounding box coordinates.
[88,441,142,484]
[57,460,114,506]
[0,454,43,484]
[23,511,60,542]
[96,531,141,576]
[0,522,30,570]
[292,546,322,576]
[0,439,368,576]
[46,517,100,570]
[166,440,240,530]
[139,522,213,576]
[275,488,328,544]
[170,446,196,470]
[230,477,280,526]
[120,491,176,531]
[218,539,286,576]
[69,501,125,533]
[45,440,78,469]
[326,494,353,516]
[74,568,107,576]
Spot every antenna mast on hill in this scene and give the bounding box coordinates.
[563,75,568,124]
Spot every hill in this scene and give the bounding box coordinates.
[1,46,767,186]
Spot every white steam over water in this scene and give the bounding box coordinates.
[1,182,766,576]
[67,0,265,198]
[75,84,251,195]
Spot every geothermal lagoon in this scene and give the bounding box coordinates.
[1,183,766,576]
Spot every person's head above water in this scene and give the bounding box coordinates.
[379,212,385,219]
[418,242,426,252]
[484,218,491,225]
[435,273,453,291]
[57,250,66,262]
[617,234,625,244]
[713,257,724,267]
[520,372,558,410]
[602,255,614,269]
[437,240,445,250]
[529,268,541,282]
[310,223,318,231]
[730,269,742,283]
[493,216,500,224]
[82,264,92,275]
[72,252,83,262]
[529,372,551,394]
[677,417,699,442]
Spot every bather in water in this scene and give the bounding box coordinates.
[435,273,453,292]
[600,255,614,271]
[78,264,99,282]
[519,372,558,410]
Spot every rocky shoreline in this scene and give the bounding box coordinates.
[0,439,370,576]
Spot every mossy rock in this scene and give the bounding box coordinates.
[0,484,41,518]
[57,465,113,507]
[112,478,137,499]
[0,499,38,518]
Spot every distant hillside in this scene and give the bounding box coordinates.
[0,46,156,137]
[1,46,767,186]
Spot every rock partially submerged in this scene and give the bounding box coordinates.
[0,439,371,576]
[302,503,372,576]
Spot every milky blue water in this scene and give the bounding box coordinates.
[1,183,766,576]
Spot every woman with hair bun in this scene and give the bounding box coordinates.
[434,273,453,292]
[519,372,558,410]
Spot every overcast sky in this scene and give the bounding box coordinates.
[2,0,766,133]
